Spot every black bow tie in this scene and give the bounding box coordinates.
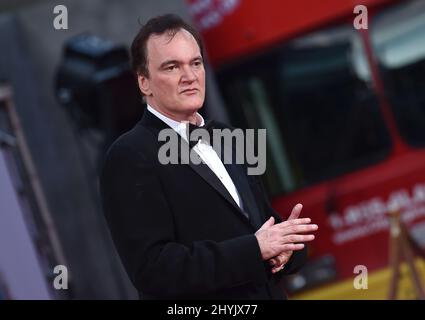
[187,120,215,149]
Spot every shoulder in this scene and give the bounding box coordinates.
[101,123,157,169]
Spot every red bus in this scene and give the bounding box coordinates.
[188,0,425,299]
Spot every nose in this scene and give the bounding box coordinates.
[180,64,197,83]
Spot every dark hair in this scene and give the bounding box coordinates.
[130,14,204,77]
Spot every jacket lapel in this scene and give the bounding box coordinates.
[187,161,242,213]
[221,144,264,230]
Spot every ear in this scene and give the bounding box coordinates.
[137,74,152,96]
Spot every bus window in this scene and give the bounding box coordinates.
[371,0,425,147]
[217,25,391,196]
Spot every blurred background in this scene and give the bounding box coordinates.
[0,0,424,300]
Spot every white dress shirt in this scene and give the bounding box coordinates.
[147,105,243,209]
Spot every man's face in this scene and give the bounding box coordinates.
[138,29,206,120]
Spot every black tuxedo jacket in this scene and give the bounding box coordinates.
[99,109,307,299]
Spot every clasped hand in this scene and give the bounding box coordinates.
[255,203,318,274]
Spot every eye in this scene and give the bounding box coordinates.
[193,60,203,67]
[165,65,177,71]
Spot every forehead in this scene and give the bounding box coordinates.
[146,29,201,65]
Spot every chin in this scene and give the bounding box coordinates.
[183,99,204,111]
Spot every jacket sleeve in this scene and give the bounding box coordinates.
[99,142,268,298]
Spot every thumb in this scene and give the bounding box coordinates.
[259,216,275,231]
[288,203,303,221]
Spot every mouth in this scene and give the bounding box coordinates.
[180,88,199,95]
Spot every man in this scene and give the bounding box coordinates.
[99,14,318,299]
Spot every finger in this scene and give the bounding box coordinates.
[276,218,312,229]
[282,234,315,244]
[287,203,303,221]
[271,264,285,273]
[275,223,318,237]
[279,243,304,252]
[280,223,319,235]
[275,256,286,266]
[270,256,281,266]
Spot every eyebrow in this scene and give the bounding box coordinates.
[159,56,203,69]
[159,60,179,69]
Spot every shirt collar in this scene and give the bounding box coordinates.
[147,104,205,141]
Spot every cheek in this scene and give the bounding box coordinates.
[198,69,206,85]
[154,78,179,98]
